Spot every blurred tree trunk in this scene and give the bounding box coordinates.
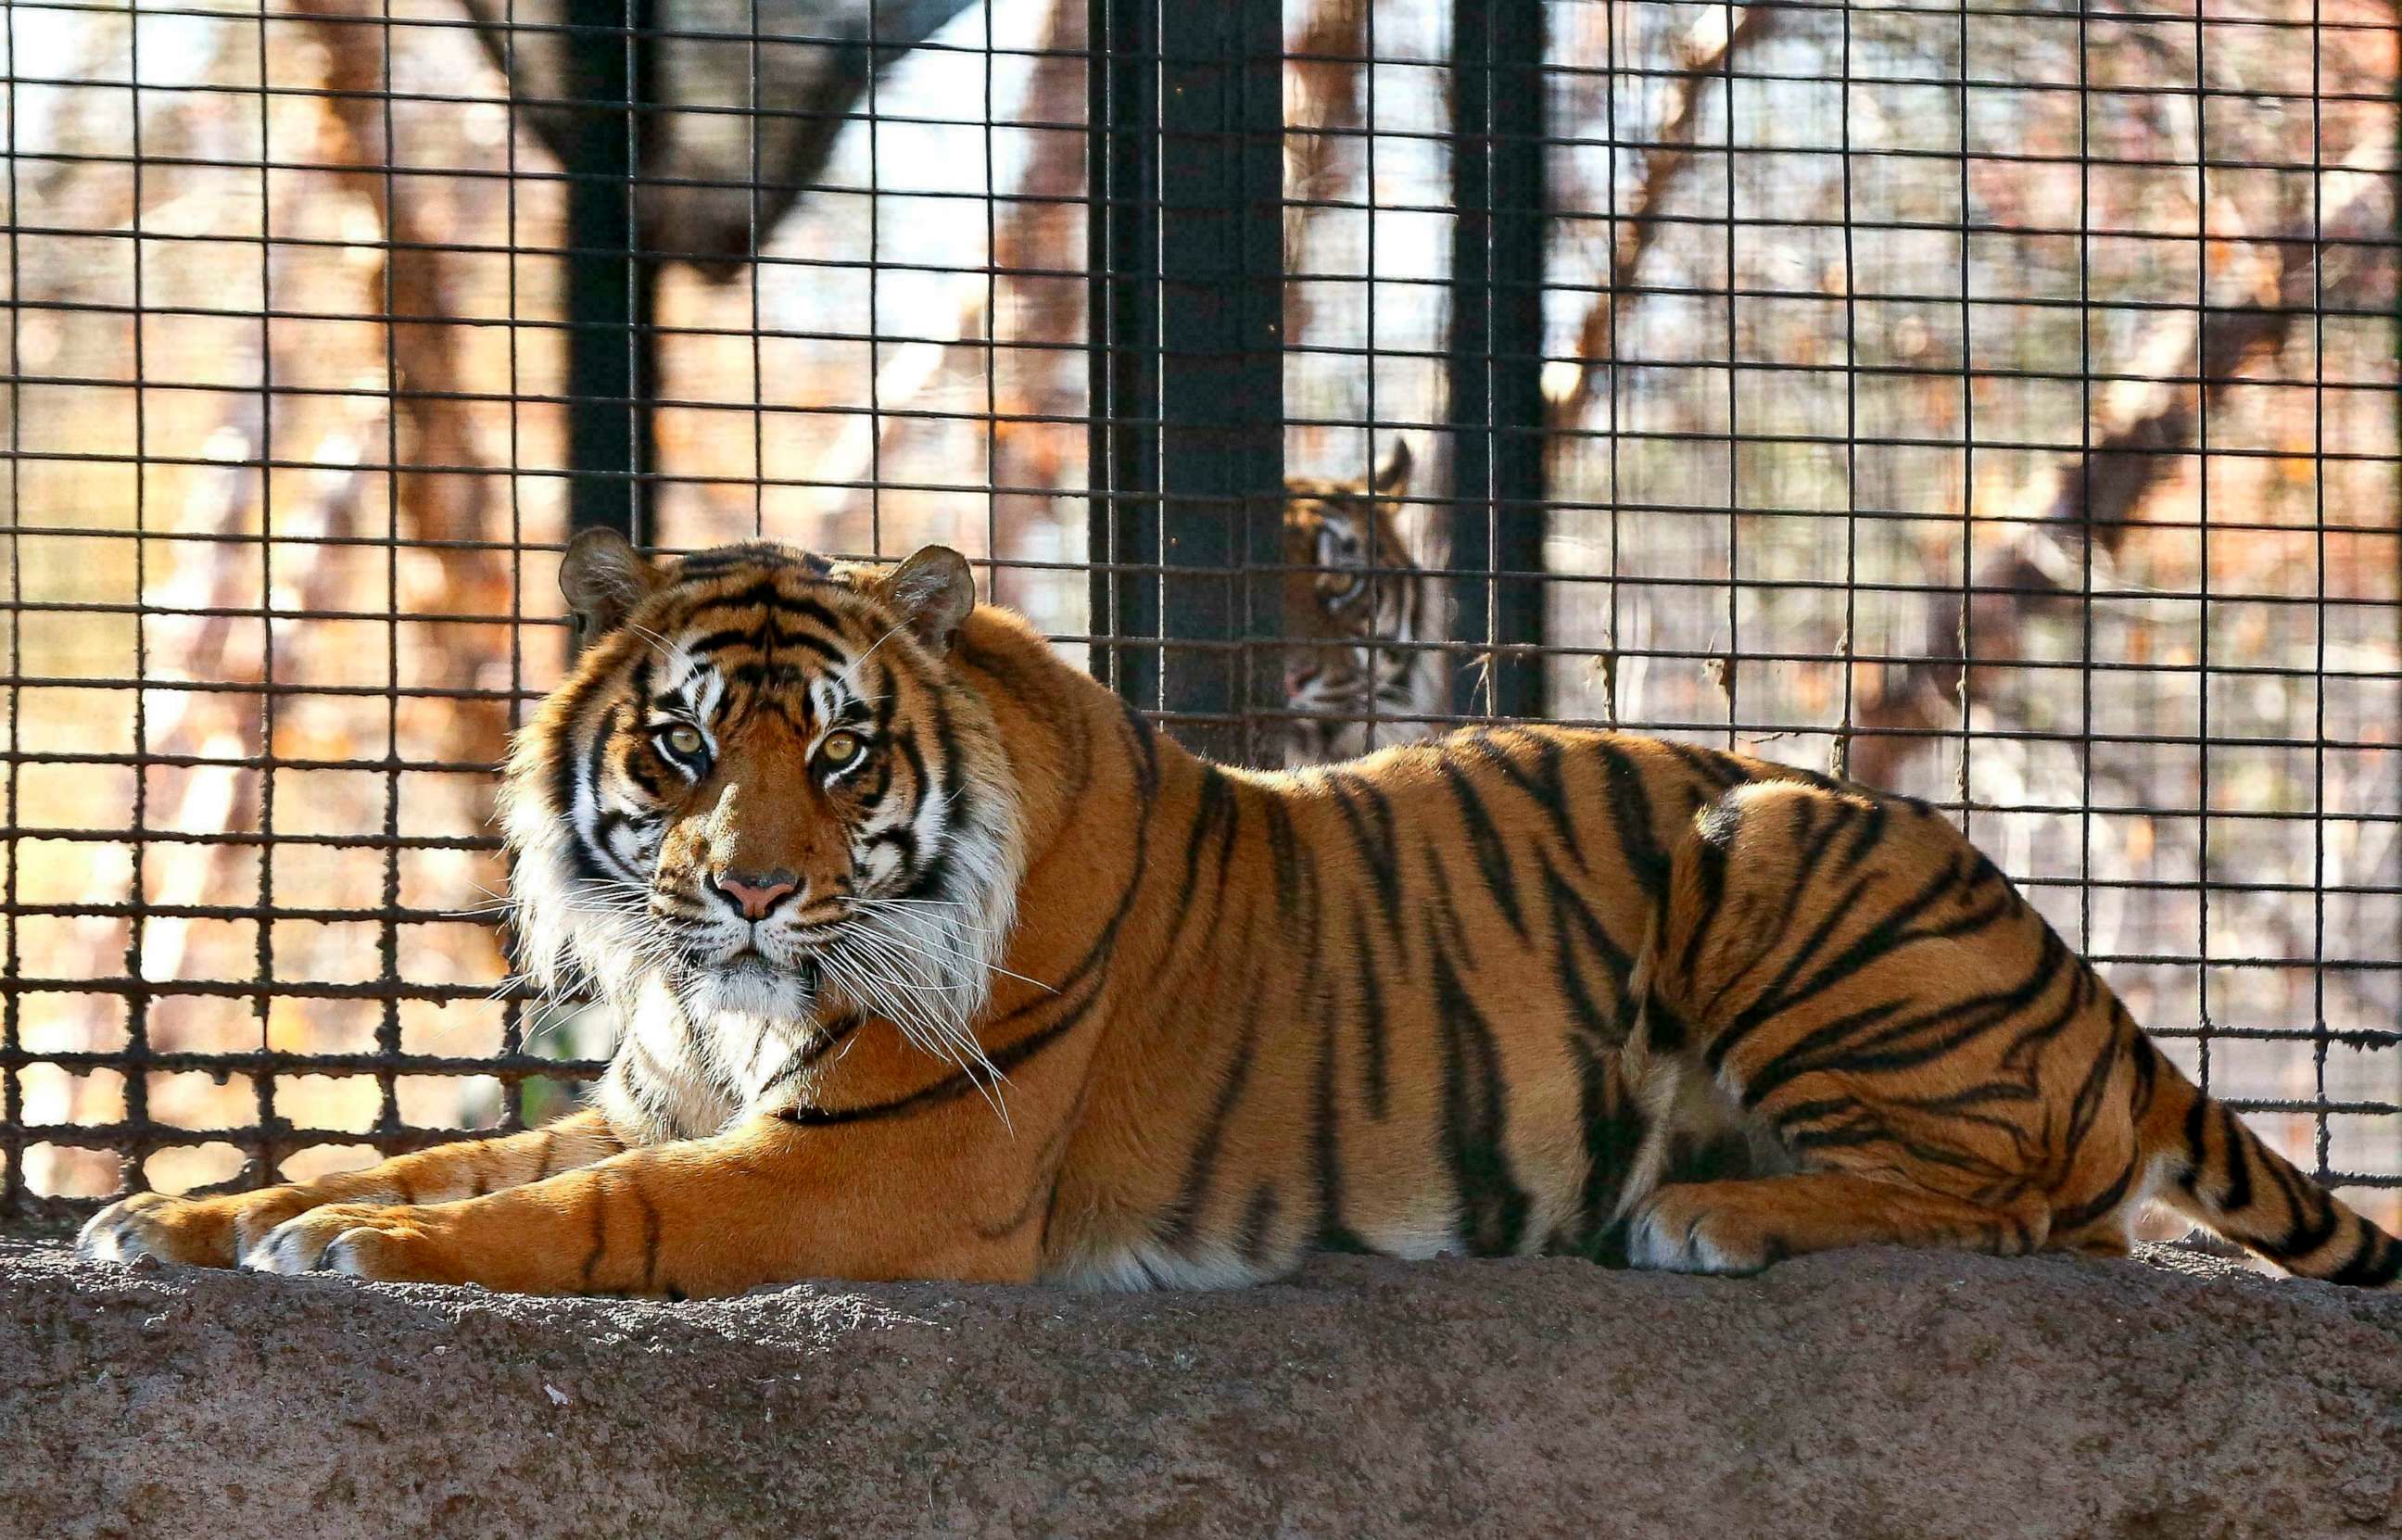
[1283,0,1369,347]
[982,0,1093,607]
[293,0,515,780]
[1548,2,1779,439]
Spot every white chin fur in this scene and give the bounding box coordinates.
[686,960,814,1023]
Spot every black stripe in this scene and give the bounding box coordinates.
[630,1179,662,1294]
[2055,989,2125,1155]
[1567,1029,1640,1254]
[1739,944,2064,1107]
[1237,1184,1283,1268]
[1437,752,1527,938]
[1710,850,2011,1073]
[1998,939,2092,1070]
[1263,795,1304,926]
[1311,948,1371,1252]
[1465,729,1586,871]
[674,543,829,580]
[1119,694,1161,798]
[1349,904,1389,1119]
[2127,1013,2162,1118]
[688,578,848,632]
[1551,852,1637,983]
[1693,794,1845,1023]
[545,638,631,862]
[1661,738,1751,793]
[1425,919,1531,1256]
[563,701,628,883]
[1834,796,1887,872]
[1541,854,1637,1020]
[2262,1151,2341,1260]
[2052,1156,2139,1232]
[2325,1222,2400,1287]
[2216,1103,2255,1214]
[1210,775,1245,912]
[1325,771,1407,947]
[1158,767,1242,966]
[1675,794,1738,986]
[1158,988,1262,1247]
[689,608,855,669]
[925,683,963,799]
[1585,738,1671,903]
[772,1007,1087,1129]
[580,1174,611,1288]
[2178,1081,2214,1196]
[976,1123,1076,1243]
[756,1014,868,1100]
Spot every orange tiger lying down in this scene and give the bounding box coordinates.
[81,536,2400,1295]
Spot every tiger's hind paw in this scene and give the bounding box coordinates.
[1625,1190,1779,1277]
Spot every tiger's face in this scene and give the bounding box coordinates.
[1280,441,1442,766]
[502,536,1021,1064]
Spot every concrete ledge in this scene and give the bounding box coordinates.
[3,1239,2397,1539]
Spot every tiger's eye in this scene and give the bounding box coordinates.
[819,730,865,769]
[665,725,704,757]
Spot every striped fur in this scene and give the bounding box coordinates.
[81,538,2399,1295]
[1280,442,1448,767]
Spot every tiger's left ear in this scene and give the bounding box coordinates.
[560,527,661,640]
[1373,438,1413,497]
[875,545,976,654]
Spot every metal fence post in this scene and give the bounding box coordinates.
[1446,0,1548,722]
[563,0,658,550]
[1088,0,1286,764]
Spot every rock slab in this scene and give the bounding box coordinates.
[2,1240,2397,1539]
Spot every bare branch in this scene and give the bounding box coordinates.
[1549,2,1781,430]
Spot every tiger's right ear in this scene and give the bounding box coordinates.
[1373,438,1414,497]
[560,527,660,639]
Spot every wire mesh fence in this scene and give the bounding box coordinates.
[4,0,2396,1234]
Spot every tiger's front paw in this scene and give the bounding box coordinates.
[78,1192,235,1269]
[81,1186,322,1269]
[243,1204,453,1284]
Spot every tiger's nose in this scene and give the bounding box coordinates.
[713,869,800,921]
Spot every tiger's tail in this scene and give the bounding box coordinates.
[2134,1037,2401,1287]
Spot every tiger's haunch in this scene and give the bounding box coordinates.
[78,537,2400,1295]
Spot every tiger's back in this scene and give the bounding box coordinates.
[1039,714,2397,1289]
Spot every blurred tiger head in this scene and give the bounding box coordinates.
[1280,441,1445,766]
[501,534,1022,1063]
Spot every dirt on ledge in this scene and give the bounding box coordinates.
[2,1239,2396,1540]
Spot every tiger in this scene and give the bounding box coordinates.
[1280,441,1448,768]
[79,533,2400,1297]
